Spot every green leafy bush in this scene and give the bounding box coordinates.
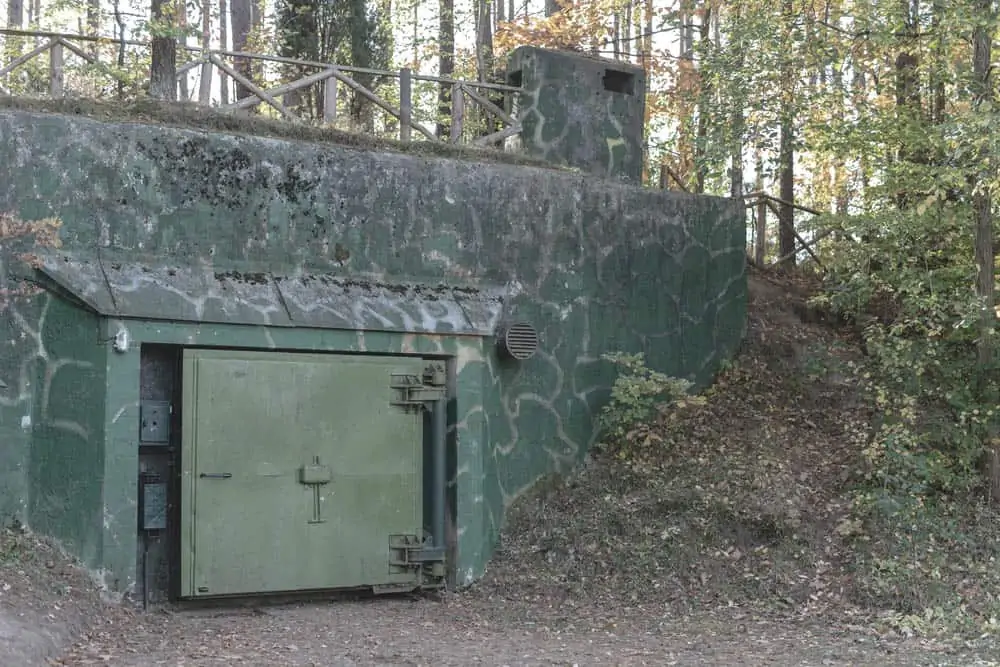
[598,352,702,458]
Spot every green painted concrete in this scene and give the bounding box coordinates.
[28,297,107,569]
[508,47,647,182]
[0,101,746,593]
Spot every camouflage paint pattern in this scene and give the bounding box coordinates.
[507,47,647,183]
[0,108,745,594]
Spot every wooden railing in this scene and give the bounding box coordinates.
[0,27,523,148]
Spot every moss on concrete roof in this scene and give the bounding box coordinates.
[0,95,566,171]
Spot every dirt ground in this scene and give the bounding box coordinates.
[49,597,1000,666]
[3,525,996,667]
[3,268,999,666]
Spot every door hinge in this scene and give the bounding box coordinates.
[389,534,446,568]
[390,363,446,409]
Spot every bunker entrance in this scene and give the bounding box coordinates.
[139,346,449,602]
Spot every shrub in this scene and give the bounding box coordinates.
[598,352,702,459]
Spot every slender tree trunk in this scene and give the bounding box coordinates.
[84,0,100,55]
[7,0,23,27]
[729,3,745,199]
[437,0,455,138]
[971,0,998,499]
[177,0,189,100]
[412,0,419,67]
[623,1,631,59]
[86,0,100,33]
[150,0,178,100]
[218,0,229,103]
[931,0,946,124]
[230,0,254,104]
[778,113,795,265]
[755,150,766,266]
[476,0,500,137]
[349,0,375,132]
[694,6,712,193]
[612,10,620,59]
[200,0,211,102]
[777,0,796,265]
[643,0,653,71]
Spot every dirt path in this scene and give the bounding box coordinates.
[51,595,997,667]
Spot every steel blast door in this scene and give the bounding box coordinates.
[180,349,426,597]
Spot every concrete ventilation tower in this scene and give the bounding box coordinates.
[506,46,647,183]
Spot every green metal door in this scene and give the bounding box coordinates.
[180,349,426,597]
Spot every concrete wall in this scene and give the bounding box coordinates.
[0,108,746,591]
[508,46,647,182]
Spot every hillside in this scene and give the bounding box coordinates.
[471,267,873,617]
[468,266,1000,639]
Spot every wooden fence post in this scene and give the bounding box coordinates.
[399,67,412,142]
[450,82,464,144]
[49,40,63,98]
[323,74,338,125]
[198,56,213,105]
[755,195,767,267]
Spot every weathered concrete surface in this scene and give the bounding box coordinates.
[0,109,746,592]
[508,47,647,182]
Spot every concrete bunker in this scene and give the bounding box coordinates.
[0,47,747,602]
[34,254,516,602]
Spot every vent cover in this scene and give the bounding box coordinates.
[497,322,539,361]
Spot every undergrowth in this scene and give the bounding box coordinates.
[809,206,1000,637]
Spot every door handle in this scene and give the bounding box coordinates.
[199,472,232,479]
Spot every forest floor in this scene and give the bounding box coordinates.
[3,267,999,666]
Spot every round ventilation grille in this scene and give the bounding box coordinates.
[497,322,539,361]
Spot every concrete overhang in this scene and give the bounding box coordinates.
[35,252,505,336]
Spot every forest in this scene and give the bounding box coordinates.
[3,0,1000,641]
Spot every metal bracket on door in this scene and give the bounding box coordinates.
[389,363,447,411]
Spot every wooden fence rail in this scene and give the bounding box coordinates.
[0,28,523,148]
[742,191,830,270]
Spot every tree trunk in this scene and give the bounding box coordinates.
[475,0,492,82]
[777,0,796,266]
[778,112,795,265]
[755,150,766,266]
[544,0,559,16]
[623,1,631,59]
[200,0,211,102]
[971,0,998,499]
[149,0,178,101]
[612,10,620,59]
[86,0,100,34]
[230,0,254,104]
[7,0,23,25]
[437,0,454,138]
[642,0,654,71]
[177,0,189,100]
[694,6,712,193]
[348,0,375,132]
[729,2,745,200]
[476,0,501,138]
[218,0,229,103]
